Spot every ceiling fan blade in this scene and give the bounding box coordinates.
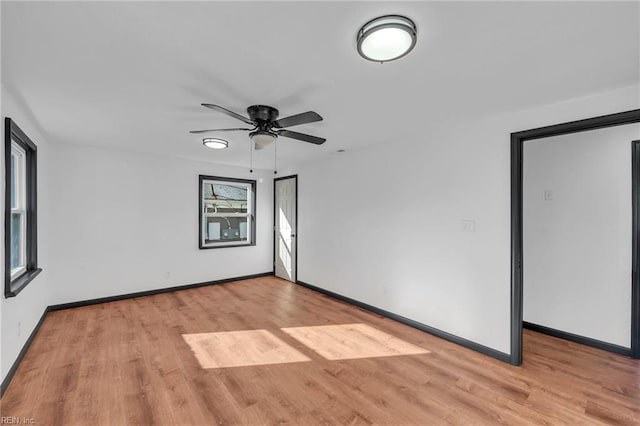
[273,111,323,128]
[202,103,254,125]
[189,127,253,134]
[277,129,326,145]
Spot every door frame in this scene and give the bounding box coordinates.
[273,175,298,282]
[510,109,640,365]
[632,139,640,359]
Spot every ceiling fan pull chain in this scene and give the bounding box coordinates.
[274,139,278,174]
[250,138,254,173]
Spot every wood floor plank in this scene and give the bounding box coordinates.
[1,276,638,425]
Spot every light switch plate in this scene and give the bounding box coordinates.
[462,220,475,232]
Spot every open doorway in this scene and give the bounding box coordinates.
[510,110,640,365]
[274,175,297,282]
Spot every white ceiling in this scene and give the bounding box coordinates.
[2,1,638,170]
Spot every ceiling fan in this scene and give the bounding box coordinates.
[190,104,326,150]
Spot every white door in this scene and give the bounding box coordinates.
[275,177,296,282]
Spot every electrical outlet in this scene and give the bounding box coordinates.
[462,220,476,233]
[544,189,553,201]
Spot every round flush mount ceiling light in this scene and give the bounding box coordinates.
[202,138,228,149]
[356,15,417,63]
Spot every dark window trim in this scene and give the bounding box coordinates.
[510,109,640,365]
[5,117,42,298]
[198,175,257,250]
[273,175,298,281]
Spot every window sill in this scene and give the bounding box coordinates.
[5,268,42,298]
[199,242,256,250]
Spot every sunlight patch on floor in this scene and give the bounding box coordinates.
[182,330,310,368]
[281,323,430,360]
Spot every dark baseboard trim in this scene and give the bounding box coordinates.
[523,321,632,356]
[1,272,274,397]
[48,272,274,311]
[1,306,49,397]
[296,280,512,364]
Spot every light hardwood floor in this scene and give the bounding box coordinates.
[1,276,639,425]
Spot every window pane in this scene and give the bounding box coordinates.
[204,182,249,214]
[10,152,16,208]
[11,212,22,270]
[204,216,249,243]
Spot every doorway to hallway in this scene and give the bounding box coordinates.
[274,175,297,282]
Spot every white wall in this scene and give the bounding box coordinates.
[294,85,639,355]
[1,85,54,382]
[523,124,639,347]
[48,143,273,305]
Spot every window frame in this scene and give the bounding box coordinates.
[5,117,41,297]
[198,175,257,249]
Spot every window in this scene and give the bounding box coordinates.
[199,175,256,249]
[5,118,41,297]
[10,142,27,276]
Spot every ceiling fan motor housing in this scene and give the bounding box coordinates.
[247,105,279,122]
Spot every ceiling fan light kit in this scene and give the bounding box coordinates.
[250,131,277,150]
[202,138,228,149]
[357,15,417,63]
